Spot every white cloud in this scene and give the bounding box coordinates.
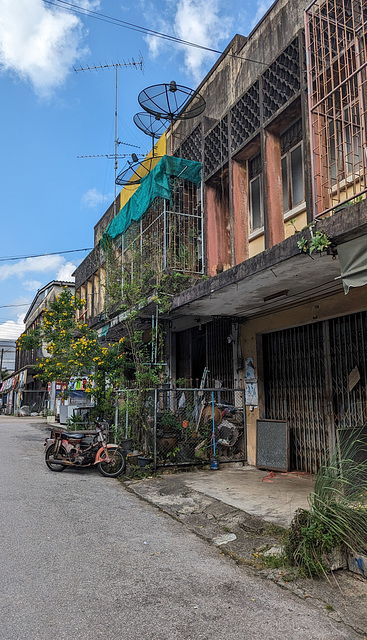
[250,0,274,31]
[0,313,25,340]
[145,0,233,84]
[0,0,99,97]
[174,0,232,83]
[22,280,42,292]
[56,261,76,282]
[81,187,113,208]
[0,255,66,282]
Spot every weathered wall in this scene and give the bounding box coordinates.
[205,184,232,276]
[172,0,306,144]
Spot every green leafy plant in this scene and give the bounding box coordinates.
[287,218,299,233]
[297,231,332,256]
[309,230,331,254]
[285,430,367,577]
[297,236,308,253]
[158,410,182,431]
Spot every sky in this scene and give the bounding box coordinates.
[0,0,273,342]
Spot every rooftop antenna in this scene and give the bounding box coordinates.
[75,57,143,215]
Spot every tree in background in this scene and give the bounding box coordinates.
[17,288,126,421]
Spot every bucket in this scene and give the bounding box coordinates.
[210,458,219,470]
[120,438,133,452]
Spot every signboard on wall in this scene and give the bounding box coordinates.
[256,419,289,472]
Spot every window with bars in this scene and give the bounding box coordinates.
[328,99,363,186]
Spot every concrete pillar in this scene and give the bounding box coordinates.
[205,182,232,277]
[264,129,284,248]
[231,159,249,265]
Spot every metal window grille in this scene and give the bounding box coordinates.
[305,0,367,217]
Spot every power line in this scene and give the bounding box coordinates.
[0,248,93,263]
[43,0,266,66]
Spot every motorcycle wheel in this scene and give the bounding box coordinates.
[45,444,67,472]
[97,447,126,477]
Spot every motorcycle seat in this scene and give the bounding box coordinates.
[61,431,86,439]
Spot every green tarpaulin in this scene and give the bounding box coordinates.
[338,234,367,294]
[104,155,201,241]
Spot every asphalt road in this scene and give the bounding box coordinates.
[0,417,361,640]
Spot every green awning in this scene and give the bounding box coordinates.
[103,155,201,241]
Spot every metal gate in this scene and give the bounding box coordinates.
[264,322,330,473]
[264,311,367,473]
[329,312,367,433]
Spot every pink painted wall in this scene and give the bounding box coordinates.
[232,160,249,265]
[264,130,284,247]
[205,184,232,276]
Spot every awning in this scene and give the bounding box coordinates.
[337,234,367,294]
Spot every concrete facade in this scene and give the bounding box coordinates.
[74,0,367,472]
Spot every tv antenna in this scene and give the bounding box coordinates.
[75,58,143,213]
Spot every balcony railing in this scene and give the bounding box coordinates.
[122,176,203,275]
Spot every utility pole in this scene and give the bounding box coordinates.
[75,58,143,216]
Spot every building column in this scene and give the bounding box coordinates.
[264,129,284,248]
[205,180,232,276]
[231,159,249,265]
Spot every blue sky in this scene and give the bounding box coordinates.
[0,0,272,341]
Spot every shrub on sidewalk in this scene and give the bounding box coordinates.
[285,430,367,577]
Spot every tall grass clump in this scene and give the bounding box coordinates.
[285,429,367,577]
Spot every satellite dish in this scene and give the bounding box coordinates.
[133,112,170,139]
[138,82,206,121]
[116,155,164,186]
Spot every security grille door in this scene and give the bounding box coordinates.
[264,322,329,473]
[264,311,367,472]
[329,311,367,433]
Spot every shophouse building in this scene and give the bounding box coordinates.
[74,0,367,472]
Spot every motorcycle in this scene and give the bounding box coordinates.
[44,422,126,477]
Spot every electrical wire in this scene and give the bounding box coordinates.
[0,248,93,263]
[43,0,267,66]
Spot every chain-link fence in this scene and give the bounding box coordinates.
[114,388,246,468]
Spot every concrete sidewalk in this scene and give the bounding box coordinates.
[181,464,314,527]
[124,464,367,639]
